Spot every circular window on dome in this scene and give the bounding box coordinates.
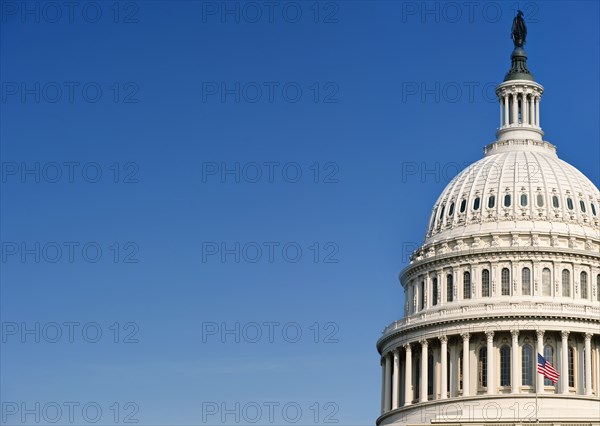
[580,200,586,213]
[504,194,512,207]
[488,195,496,209]
[520,194,528,207]
[552,195,560,208]
[567,197,574,210]
[473,197,480,211]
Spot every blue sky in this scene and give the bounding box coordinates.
[1,1,598,424]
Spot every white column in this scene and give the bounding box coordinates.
[523,94,529,125]
[512,93,518,125]
[504,94,509,126]
[535,96,540,126]
[404,344,413,406]
[537,331,545,393]
[384,352,392,412]
[511,330,519,394]
[461,333,470,396]
[380,357,386,414]
[440,336,448,399]
[529,94,535,125]
[486,331,495,394]
[392,349,400,409]
[561,331,569,394]
[421,340,428,403]
[585,333,592,395]
[499,98,503,127]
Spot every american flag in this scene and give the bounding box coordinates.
[538,353,560,384]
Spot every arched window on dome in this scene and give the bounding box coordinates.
[430,207,438,231]
[542,268,552,296]
[581,271,588,299]
[521,267,531,295]
[520,193,528,207]
[597,274,600,302]
[562,269,571,297]
[473,197,481,211]
[447,274,453,302]
[448,202,455,217]
[522,344,534,386]
[420,280,425,310]
[482,269,490,297]
[580,200,586,213]
[446,351,451,394]
[414,353,421,400]
[501,268,510,296]
[427,353,434,397]
[504,194,512,208]
[478,347,487,388]
[488,195,496,209]
[591,203,597,216]
[458,350,463,391]
[500,345,511,386]
[463,271,471,299]
[552,195,560,208]
[544,345,554,386]
[567,197,574,210]
[568,347,575,388]
[460,199,467,214]
[537,193,544,207]
[432,277,438,306]
[439,205,446,223]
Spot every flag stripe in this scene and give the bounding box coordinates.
[538,353,560,384]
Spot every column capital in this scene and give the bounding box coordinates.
[461,332,470,341]
[584,332,593,341]
[510,329,519,339]
[393,347,400,355]
[536,330,544,340]
[439,335,448,344]
[561,330,569,340]
[420,339,428,347]
[486,331,494,341]
[403,343,412,352]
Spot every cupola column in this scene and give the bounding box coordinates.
[420,340,429,402]
[392,349,400,409]
[486,332,495,394]
[461,333,470,396]
[503,94,509,126]
[561,331,569,394]
[404,344,413,406]
[512,93,518,124]
[529,94,535,125]
[523,93,529,124]
[439,336,448,399]
[585,333,592,395]
[511,330,519,394]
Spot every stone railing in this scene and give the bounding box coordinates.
[381,301,600,336]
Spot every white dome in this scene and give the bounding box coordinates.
[424,139,600,246]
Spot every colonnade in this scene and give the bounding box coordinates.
[380,330,599,415]
[498,91,540,128]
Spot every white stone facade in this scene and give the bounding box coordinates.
[376,34,600,426]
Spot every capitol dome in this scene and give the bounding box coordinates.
[423,140,600,247]
[376,14,600,426]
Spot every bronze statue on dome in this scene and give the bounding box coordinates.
[511,10,527,48]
